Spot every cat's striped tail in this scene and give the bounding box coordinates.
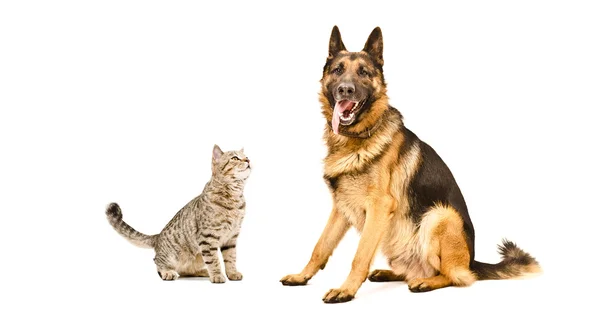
[105,202,157,249]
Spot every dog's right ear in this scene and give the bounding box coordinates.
[328,25,346,59]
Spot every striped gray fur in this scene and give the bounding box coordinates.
[106,144,250,283]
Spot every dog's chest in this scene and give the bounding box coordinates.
[331,173,373,231]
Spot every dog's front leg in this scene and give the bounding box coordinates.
[322,195,394,303]
[280,207,350,286]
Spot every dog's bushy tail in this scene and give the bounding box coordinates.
[472,239,541,280]
[105,203,157,249]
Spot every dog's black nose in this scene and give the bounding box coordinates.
[337,83,355,96]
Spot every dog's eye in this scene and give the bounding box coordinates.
[231,156,240,161]
[359,68,369,77]
[333,66,343,75]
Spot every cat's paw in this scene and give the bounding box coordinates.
[210,274,226,284]
[226,271,243,281]
[158,270,179,281]
[280,273,309,286]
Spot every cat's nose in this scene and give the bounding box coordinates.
[245,158,250,164]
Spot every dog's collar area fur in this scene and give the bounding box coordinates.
[327,112,385,139]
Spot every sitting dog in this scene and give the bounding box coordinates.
[280,26,540,303]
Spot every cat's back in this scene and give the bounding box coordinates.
[159,190,207,234]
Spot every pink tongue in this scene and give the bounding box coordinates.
[332,100,354,134]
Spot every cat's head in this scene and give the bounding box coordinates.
[211,144,251,181]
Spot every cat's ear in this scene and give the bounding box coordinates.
[240,147,244,153]
[212,144,223,161]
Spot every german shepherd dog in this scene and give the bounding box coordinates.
[280,26,541,303]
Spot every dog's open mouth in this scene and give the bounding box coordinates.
[332,99,364,134]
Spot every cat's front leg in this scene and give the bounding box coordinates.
[221,234,242,281]
[199,238,226,283]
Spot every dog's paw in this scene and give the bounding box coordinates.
[209,273,226,284]
[368,269,402,282]
[407,278,433,293]
[280,274,309,286]
[158,270,179,281]
[226,271,243,281]
[322,288,355,303]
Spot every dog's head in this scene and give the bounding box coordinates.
[320,26,389,136]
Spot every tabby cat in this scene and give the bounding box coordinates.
[105,144,250,283]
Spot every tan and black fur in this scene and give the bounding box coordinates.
[280,26,540,303]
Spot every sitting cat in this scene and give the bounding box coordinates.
[106,144,251,283]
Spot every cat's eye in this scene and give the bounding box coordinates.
[231,156,240,161]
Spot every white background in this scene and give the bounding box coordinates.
[1,0,599,322]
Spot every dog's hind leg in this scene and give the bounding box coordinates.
[408,274,452,292]
[407,204,475,292]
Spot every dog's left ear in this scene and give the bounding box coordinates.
[363,27,384,67]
